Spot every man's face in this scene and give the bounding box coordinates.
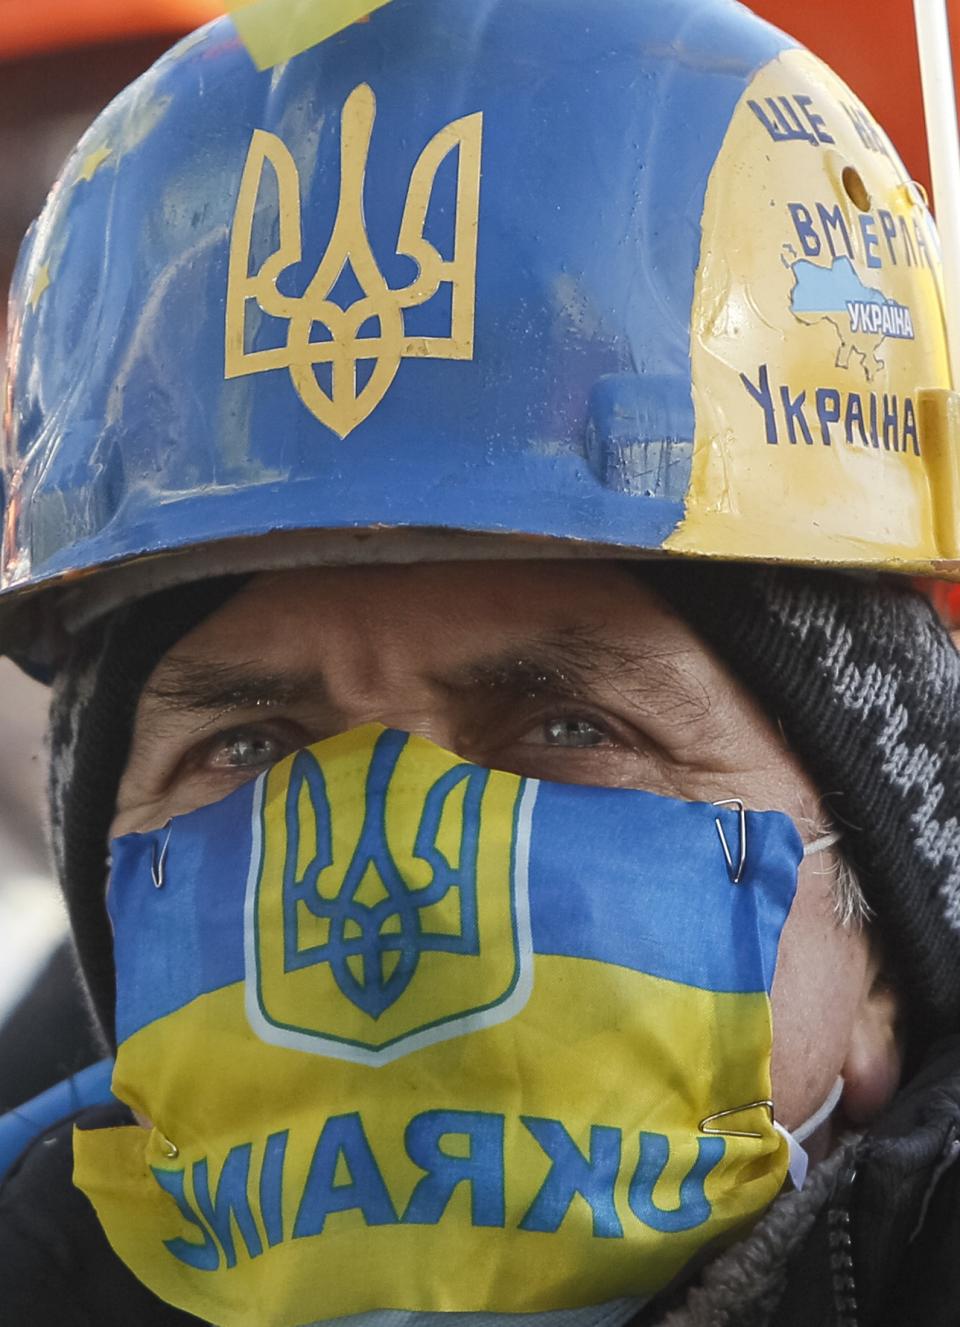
[112,560,900,1138]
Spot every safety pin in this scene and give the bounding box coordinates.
[151,823,173,890]
[699,1100,774,1140]
[713,798,747,884]
[156,1128,179,1160]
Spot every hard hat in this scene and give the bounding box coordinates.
[3,0,957,675]
[752,0,960,208]
[0,1,224,62]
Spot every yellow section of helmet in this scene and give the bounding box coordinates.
[226,0,394,70]
[667,49,958,572]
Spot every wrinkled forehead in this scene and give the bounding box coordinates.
[137,559,716,704]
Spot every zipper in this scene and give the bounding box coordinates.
[827,1156,859,1327]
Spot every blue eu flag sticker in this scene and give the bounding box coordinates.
[245,726,535,1064]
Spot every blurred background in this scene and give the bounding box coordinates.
[1,0,959,1110]
[0,0,224,1109]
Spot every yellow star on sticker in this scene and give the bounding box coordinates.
[77,144,113,183]
[29,264,51,310]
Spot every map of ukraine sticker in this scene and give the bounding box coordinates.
[786,252,916,380]
[244,726,536,1065]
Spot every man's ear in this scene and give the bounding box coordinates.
[841,945,904,1125]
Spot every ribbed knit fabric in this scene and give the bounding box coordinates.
[650,563,960,1047]
[47,578,246,1044]
[46,563,960,1048]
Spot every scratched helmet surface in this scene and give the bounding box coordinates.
[2,0,955,671]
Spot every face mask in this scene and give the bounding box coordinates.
[335,1069,846,1327]
[75,724,805,1327]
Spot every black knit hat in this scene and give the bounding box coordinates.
[47,577,247,1043]
[47,563,960,1049]
[654,562,960,1048]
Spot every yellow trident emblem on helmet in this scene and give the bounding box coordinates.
[225,84,483,438]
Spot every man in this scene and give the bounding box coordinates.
[1,1,960,1323]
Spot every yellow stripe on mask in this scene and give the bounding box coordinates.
[227,0,394,71]
[75,961,785,1327]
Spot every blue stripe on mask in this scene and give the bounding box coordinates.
[108,750,801,1046]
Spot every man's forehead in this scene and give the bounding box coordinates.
[130,561,718,726]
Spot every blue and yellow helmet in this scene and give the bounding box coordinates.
[2,0,956,672]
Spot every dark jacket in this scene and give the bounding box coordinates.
[3,1039,960,1327]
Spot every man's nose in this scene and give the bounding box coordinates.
[332,699,462,757]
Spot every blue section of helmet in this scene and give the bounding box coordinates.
[4,0,792,609]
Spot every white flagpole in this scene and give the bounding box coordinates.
[914,0,960,389]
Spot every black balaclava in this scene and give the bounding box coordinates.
[653,563,960,1053]
[47,563,960,1052]
[47,577,248,1044]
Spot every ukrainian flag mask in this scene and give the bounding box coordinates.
[74,725,804,1327]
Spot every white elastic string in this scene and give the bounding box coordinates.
[775,1072,844,1199]
[803,829,842,858]
[772,1122,809,1192]
[773,1075,845,1192]
[793,1075,845,1144]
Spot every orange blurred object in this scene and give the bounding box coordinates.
[753,0,960,206]
[1,0,954,183]
[0,0,224,60]
[925,582,960,631]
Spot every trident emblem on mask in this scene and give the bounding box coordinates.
[282,730,487,1019]
[225,84,483,438]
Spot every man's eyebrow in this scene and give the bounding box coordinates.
[435,626,706,714]
[142,626,706,719]
[142,658,328,717]
[143,641,603,717]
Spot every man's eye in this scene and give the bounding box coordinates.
[207,731,288,771]
[539,717,610,748]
